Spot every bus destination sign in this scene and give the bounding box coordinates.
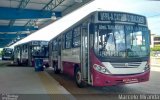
[98,12,146,25]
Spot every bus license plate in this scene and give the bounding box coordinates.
[123,78,138,83]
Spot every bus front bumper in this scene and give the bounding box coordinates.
[92,70,150,87]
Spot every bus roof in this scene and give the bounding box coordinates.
[10,1,147,48]
[9,2,98,48]
[14,40,48,47]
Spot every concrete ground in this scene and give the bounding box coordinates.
[47,65,160,100]
[0,61,75,100]
[0,57,159,100]
[150,57,160,67]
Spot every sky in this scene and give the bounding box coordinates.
[9,0,160,48]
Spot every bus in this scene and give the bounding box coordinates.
[14,40,49,67]
[2,48,14,60]
[49,11,150,87]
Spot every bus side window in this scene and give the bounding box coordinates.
[62,34,65,49]
[73,26,81,47]
[65,31,72,49]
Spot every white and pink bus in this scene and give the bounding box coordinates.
[14,40,49,67]
[49,11,150,87]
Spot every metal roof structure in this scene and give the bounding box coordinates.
[0,0,92,48]
[9,1,99,48]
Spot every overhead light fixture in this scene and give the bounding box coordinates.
[17,36,20,40]
[26,31,30,34]
[51,13,57,20]
[33,21,38,28]
[26,29,30,34]
[34,25,38,28]
[51,16,56,20]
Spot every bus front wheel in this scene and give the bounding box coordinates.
[75,68,85,88]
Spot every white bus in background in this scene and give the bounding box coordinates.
[14,40,49,67]
[2,47,14,60]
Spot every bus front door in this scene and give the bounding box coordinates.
[81,26,91,84]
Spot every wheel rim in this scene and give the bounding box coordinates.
[76,71,82,83]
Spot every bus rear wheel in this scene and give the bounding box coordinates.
[75,68,85,88]
[54,63,60,74]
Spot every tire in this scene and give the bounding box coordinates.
[75,67,85,88]
[54,63,60,74]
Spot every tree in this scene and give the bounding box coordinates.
[151,45,160,51]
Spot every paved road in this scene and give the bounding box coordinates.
[47,66,160,100]
[0,61,75,100]
[0,60,159,100]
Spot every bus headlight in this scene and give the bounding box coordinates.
[93,64,111,74]
[143,63,150,72]
[143,62,150,72]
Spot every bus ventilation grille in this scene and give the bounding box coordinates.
[111,62,141,68]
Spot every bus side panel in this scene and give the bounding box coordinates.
[61,48,80,77]
[52,51,58,68]
[62,62,75,77]
[21,50,28,65]
[14,46,21,65]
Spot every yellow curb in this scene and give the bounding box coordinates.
[38,71,76,100]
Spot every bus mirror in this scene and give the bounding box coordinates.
[149,30,151,45]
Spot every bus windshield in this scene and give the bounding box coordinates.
[3,48,13,55]
[32,45,48,58]
[94,24,150,58]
